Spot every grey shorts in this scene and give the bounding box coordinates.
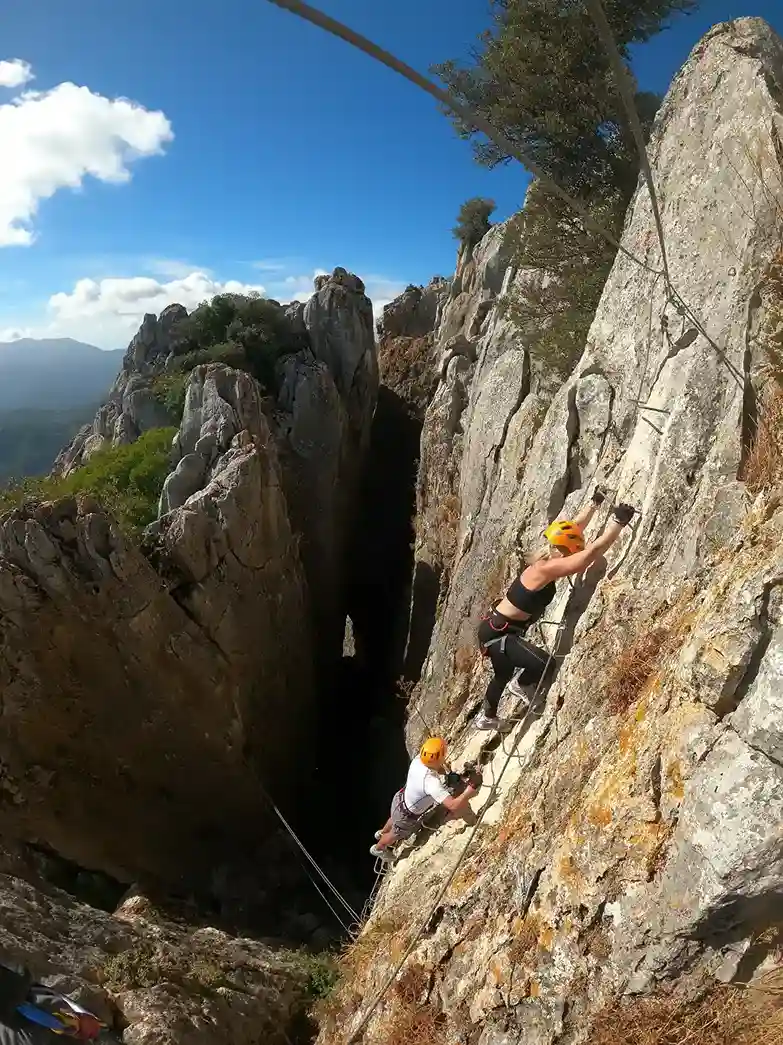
[390,790,422,841]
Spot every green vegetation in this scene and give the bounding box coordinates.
[300,952,339,1000]
[169,292,309,392]
[453,197,496,247]
[0,404,99,483]
[435,0,697,373]
[499,179,625,375]
[101,942,234,996]
[0,426,177,535]
[151,373,189,420]
[101,943,339,1004]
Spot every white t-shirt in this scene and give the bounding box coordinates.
[403,757,451,816]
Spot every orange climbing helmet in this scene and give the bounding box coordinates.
[420,737,447,767]
[543,519,585,554]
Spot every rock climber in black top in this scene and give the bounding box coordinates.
[476,488,636,731]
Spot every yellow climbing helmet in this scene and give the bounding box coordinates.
[543,519,585,554]
[420,737,447,767]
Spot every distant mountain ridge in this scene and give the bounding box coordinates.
[0,337,123,413]
[0,338,123,480]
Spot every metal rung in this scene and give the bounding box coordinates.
[631,400,670,413]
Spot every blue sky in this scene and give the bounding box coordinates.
[0,0,781,348]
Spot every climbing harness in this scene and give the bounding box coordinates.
[478,604,527,658]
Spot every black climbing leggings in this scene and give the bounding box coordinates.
[477,618,551,717]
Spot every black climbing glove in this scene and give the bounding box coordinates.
[613,503,636,526]
[466,768,483,790]
[591,486,608,506]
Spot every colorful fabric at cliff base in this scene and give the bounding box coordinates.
[0,963,106,1042]
[16,994,104,1039]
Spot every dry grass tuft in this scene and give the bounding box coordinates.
[509,912,544,965]
[393,963,430,1006]
[586,971,783,1045]
[580,921,612,961]
[604,625,670,714]
[742,385,783,496]
[435,493,461,564]
[371,1000,447,1045]
[742,248,783,496]
[339,913,409,978]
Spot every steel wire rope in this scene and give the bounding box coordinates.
[263,0,664,277]
[257,782,362,926]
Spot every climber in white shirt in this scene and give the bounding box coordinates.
[369,737,480,863]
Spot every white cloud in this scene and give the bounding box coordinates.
[0,325,33,342]
[0,63,172,246]
[146,258,208,280]
[0,59,33,89]
[271,269,328,303]
[0,264,406,349]
[38,271,265,347]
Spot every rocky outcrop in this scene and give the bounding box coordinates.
[391,217,552,684]
[375,279,452,423]
[54,305,188,476]
[276,269,378,661]
[380,279,450,341]
[0,370,311,889]
[319,18,783,1045]
[0,269,378,891]
[0,844,319,1045]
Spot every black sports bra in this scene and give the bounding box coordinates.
[505,576,557,622]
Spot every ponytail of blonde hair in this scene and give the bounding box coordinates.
[524,544,552,566]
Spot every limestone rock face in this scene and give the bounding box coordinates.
[0,380,311,887]
[303,266,377,452]
[0,846,315,1045]
[380,278,450,341]
[320,18,783,1045]
[375,279,452,424]
[0,267,379,890]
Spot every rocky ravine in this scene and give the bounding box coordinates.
[321,17,783,1045]
[0,841,320,1045]
[0,268,376,892]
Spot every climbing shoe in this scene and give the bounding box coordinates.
[506,675,531,704]
[369,844,395,864]
[475,713,513,733]
[374,830,383,840]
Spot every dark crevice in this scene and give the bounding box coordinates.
[22,842,127,911]
[302,386,422,894]
[547,384,581,522]
[520,867,544,918]
[426,905,446,935]
[403,561,441,683]
[738,285,762,478]
[717,580,782,719]
[491,353,531,464]
[650,754,663,822]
